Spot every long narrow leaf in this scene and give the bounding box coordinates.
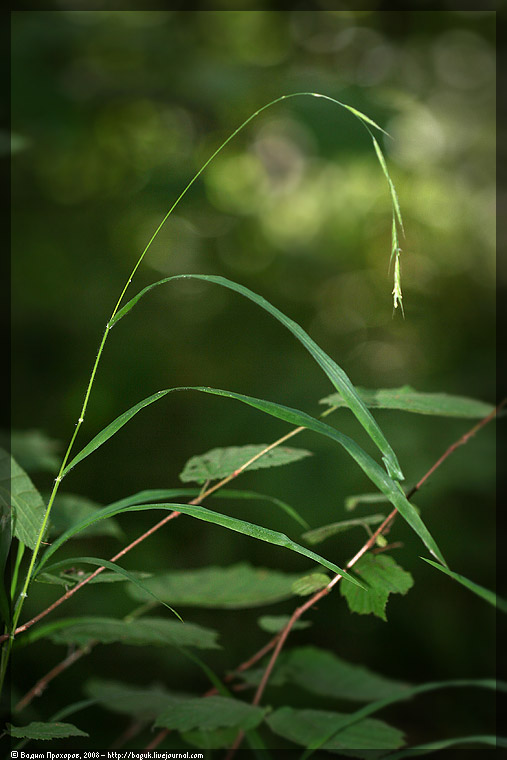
[39,557,181,620]
[300,678,501,760]
[45,386,443,564]
[109,275,403,481]
[383,735,504,759]
[36,503,362,588]
[62,390,172,477]
[421,558,506,613]
[180,387,444,564]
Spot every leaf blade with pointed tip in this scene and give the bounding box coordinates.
[303,515,386,545]
[421,557,506,612]
[109,274,403,481]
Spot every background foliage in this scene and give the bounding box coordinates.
[10,10,496,750]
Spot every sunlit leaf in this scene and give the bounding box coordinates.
[421,557,506,613]
[319,386,494,419]
[154,695,267,733]
[340,555,414,621]
[266,707,405,756]
[127,562,312,608]
[303,515,386,545]
[179,444,312,484]
[7,721,88,739]
[1,448,46,550]
[43,616,220,649]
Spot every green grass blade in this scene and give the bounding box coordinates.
[62,390,172,477]
[382,735,503,758]
[303,515,386,545]
[40,556,182,620]
[180,387,444,564]
[37,502,361,588]
[44,384,442,564]
[217,489,310,531]
[421,558,506,612]
[300,678,500,759]
[109,274,403,481]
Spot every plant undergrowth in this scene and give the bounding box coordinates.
[2,93,503,756]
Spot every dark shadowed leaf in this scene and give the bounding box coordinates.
[266,707,405,756]
[48,493,123,539]
[85,679,191,720]
[257,616,312,634]
[7,429,61,473]
[154,695,267,732]
[43,616,220,649]
[240,646,409,702]
[1,448,46,550]
[127,563,313,608]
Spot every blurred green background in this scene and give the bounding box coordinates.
[10,10,496,750]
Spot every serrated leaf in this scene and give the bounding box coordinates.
[421,557,506,613]
[319,386,494,419]
[109,274,404,481]
[292,573,330,596]
[48,493,123,539]
[127,563,312,608]
[341,555,414,621]
[300,678,500,759]
[43,616,219,649]
[7,721,88,740]
[266,707,405,757]
[180,444,312,484]
[6,429,61,473]
[240,646,409,702]
[303,515,386,545]
[257,616,312,634]
[85,678,190,720]
[154,695,267,733]
[1,448,46,550]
